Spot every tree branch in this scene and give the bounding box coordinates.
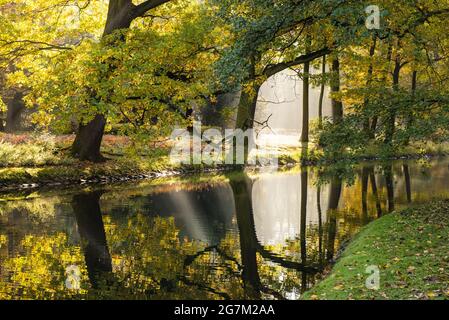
[132,0,171,19]
[263,48,332,77]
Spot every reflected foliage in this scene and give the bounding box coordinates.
[2,159,449,299]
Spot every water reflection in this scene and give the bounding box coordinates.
[1,158,449,299]
[72,191,112,288]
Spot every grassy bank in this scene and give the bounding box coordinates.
[0,133,184,189]
[303,201,449,300]
[1,132,449,189]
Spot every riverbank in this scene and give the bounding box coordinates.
[302,201,449,300]
[1,133,449,191]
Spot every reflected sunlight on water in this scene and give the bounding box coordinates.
[1,158,449,300]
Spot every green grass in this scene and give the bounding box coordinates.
[1,132,449,188]
[302,201,449,300]
[279,141,449,166]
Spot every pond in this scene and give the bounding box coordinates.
[1,157,449,300]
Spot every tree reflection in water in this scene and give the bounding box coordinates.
[0,159,445,300]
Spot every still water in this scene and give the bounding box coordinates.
[1,158,448,300]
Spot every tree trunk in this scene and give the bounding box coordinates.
[235,59,258,131]
[301,57,310,143]
[371,39,393,136]
[404,70,417,145]
[233,59,260,164]
[71,0,135,162]
[235,85,260,131]
[301,36,311,143]
[318,55,326,127]
[5,91,25,132]
[364,35,377,138]
[72,114,107,162]
[72,191,112,288]
[384,58,401,145]
[330,57,343,123]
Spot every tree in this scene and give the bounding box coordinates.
[71,0,172,162]
[301,35,311,143]
[1,0,224,161]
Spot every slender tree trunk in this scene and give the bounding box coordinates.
[405,70,417,145]
[318,55,326,128]
[371,39,393,135]
[301,60,310,143]
[330,57,343,123]
[384,58,401,145]
[301,37,311,143]
[364,35,377,138]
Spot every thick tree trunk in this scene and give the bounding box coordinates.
[235,86,259,131]
[235,60,259,131]
[330,57,343,123]
[71,0,134,162]
[233,84,260,165]
[229,176,262,299]
[72,191,112,288]
[72,114,107,162]
[5,91,25,132]
[234,59,260,165]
